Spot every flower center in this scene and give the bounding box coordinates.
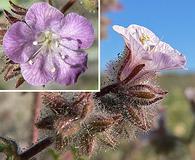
[139,34,155,51]
[139,34,150,45]
[28,31,61,73]
[33,30,60,50]
[29,31,80,74]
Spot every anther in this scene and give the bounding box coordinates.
[61,55,65,59]
[29,60,33,65]
[51,67,56,73]
[61,55,69,59]
[33,41,38,46]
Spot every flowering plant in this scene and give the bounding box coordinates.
[0,0,95,87]
[0,21,187,159]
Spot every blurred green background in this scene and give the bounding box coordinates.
[0,0,99,90]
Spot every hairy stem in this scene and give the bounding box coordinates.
[95,64,145,98]
[61,0,76,13]
[95,83,119,98]
[19,137,54,160]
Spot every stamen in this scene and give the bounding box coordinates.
[59,43,82,52]
[54,41,59,48]
[139,34,150,45]
[59,53,82,68]
[29,45,45,63]
[29,60,33,65]
[33,40,46,46]
[51,67,56,73]
[61,56,73,67]
[33,41,38,46]
[61,55,65,59]
[133,29,140,40]
[61,55,69,60]
[150,39,161,52]
[45,30,51,35]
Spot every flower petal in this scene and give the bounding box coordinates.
[56,13,95,49]
[113,25,147,59]
[25,2,64,32]
[127,24,160,46]
[113,25,126,36]
[20,55,53,86]
[113,24,186,72]
[53,48,87,85]
[113,25,148,80]
[60,37,81,50]
[60,48,87,67]
[148,42,186,70]
[3,21,36,63]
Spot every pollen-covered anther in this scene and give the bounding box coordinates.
[139,34,150,44]
[29,60,33,65]
[51,67,56,73]
[138,33,156,51]
[33,41,38,46]
[61,55,65,59]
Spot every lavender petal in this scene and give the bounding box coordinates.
[55,13,95,49]
[25,2,64,32]
[3,22,36,63]
[20,55,53,86]
[53,49,87,85]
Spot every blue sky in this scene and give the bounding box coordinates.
[101,0,195,72]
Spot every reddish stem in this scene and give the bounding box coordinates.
[95,83,119,97]
[19,137,54,160]
[32,93,42,143]
[61,0,76,13]
[48,0,53,5]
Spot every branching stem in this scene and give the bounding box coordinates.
[48,0,53,5]
[19,137,54,160]
[61,0,76,13]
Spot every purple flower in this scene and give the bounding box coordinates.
[97,24,187,133]
[113,24,186,80]
[3,2,95,86]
